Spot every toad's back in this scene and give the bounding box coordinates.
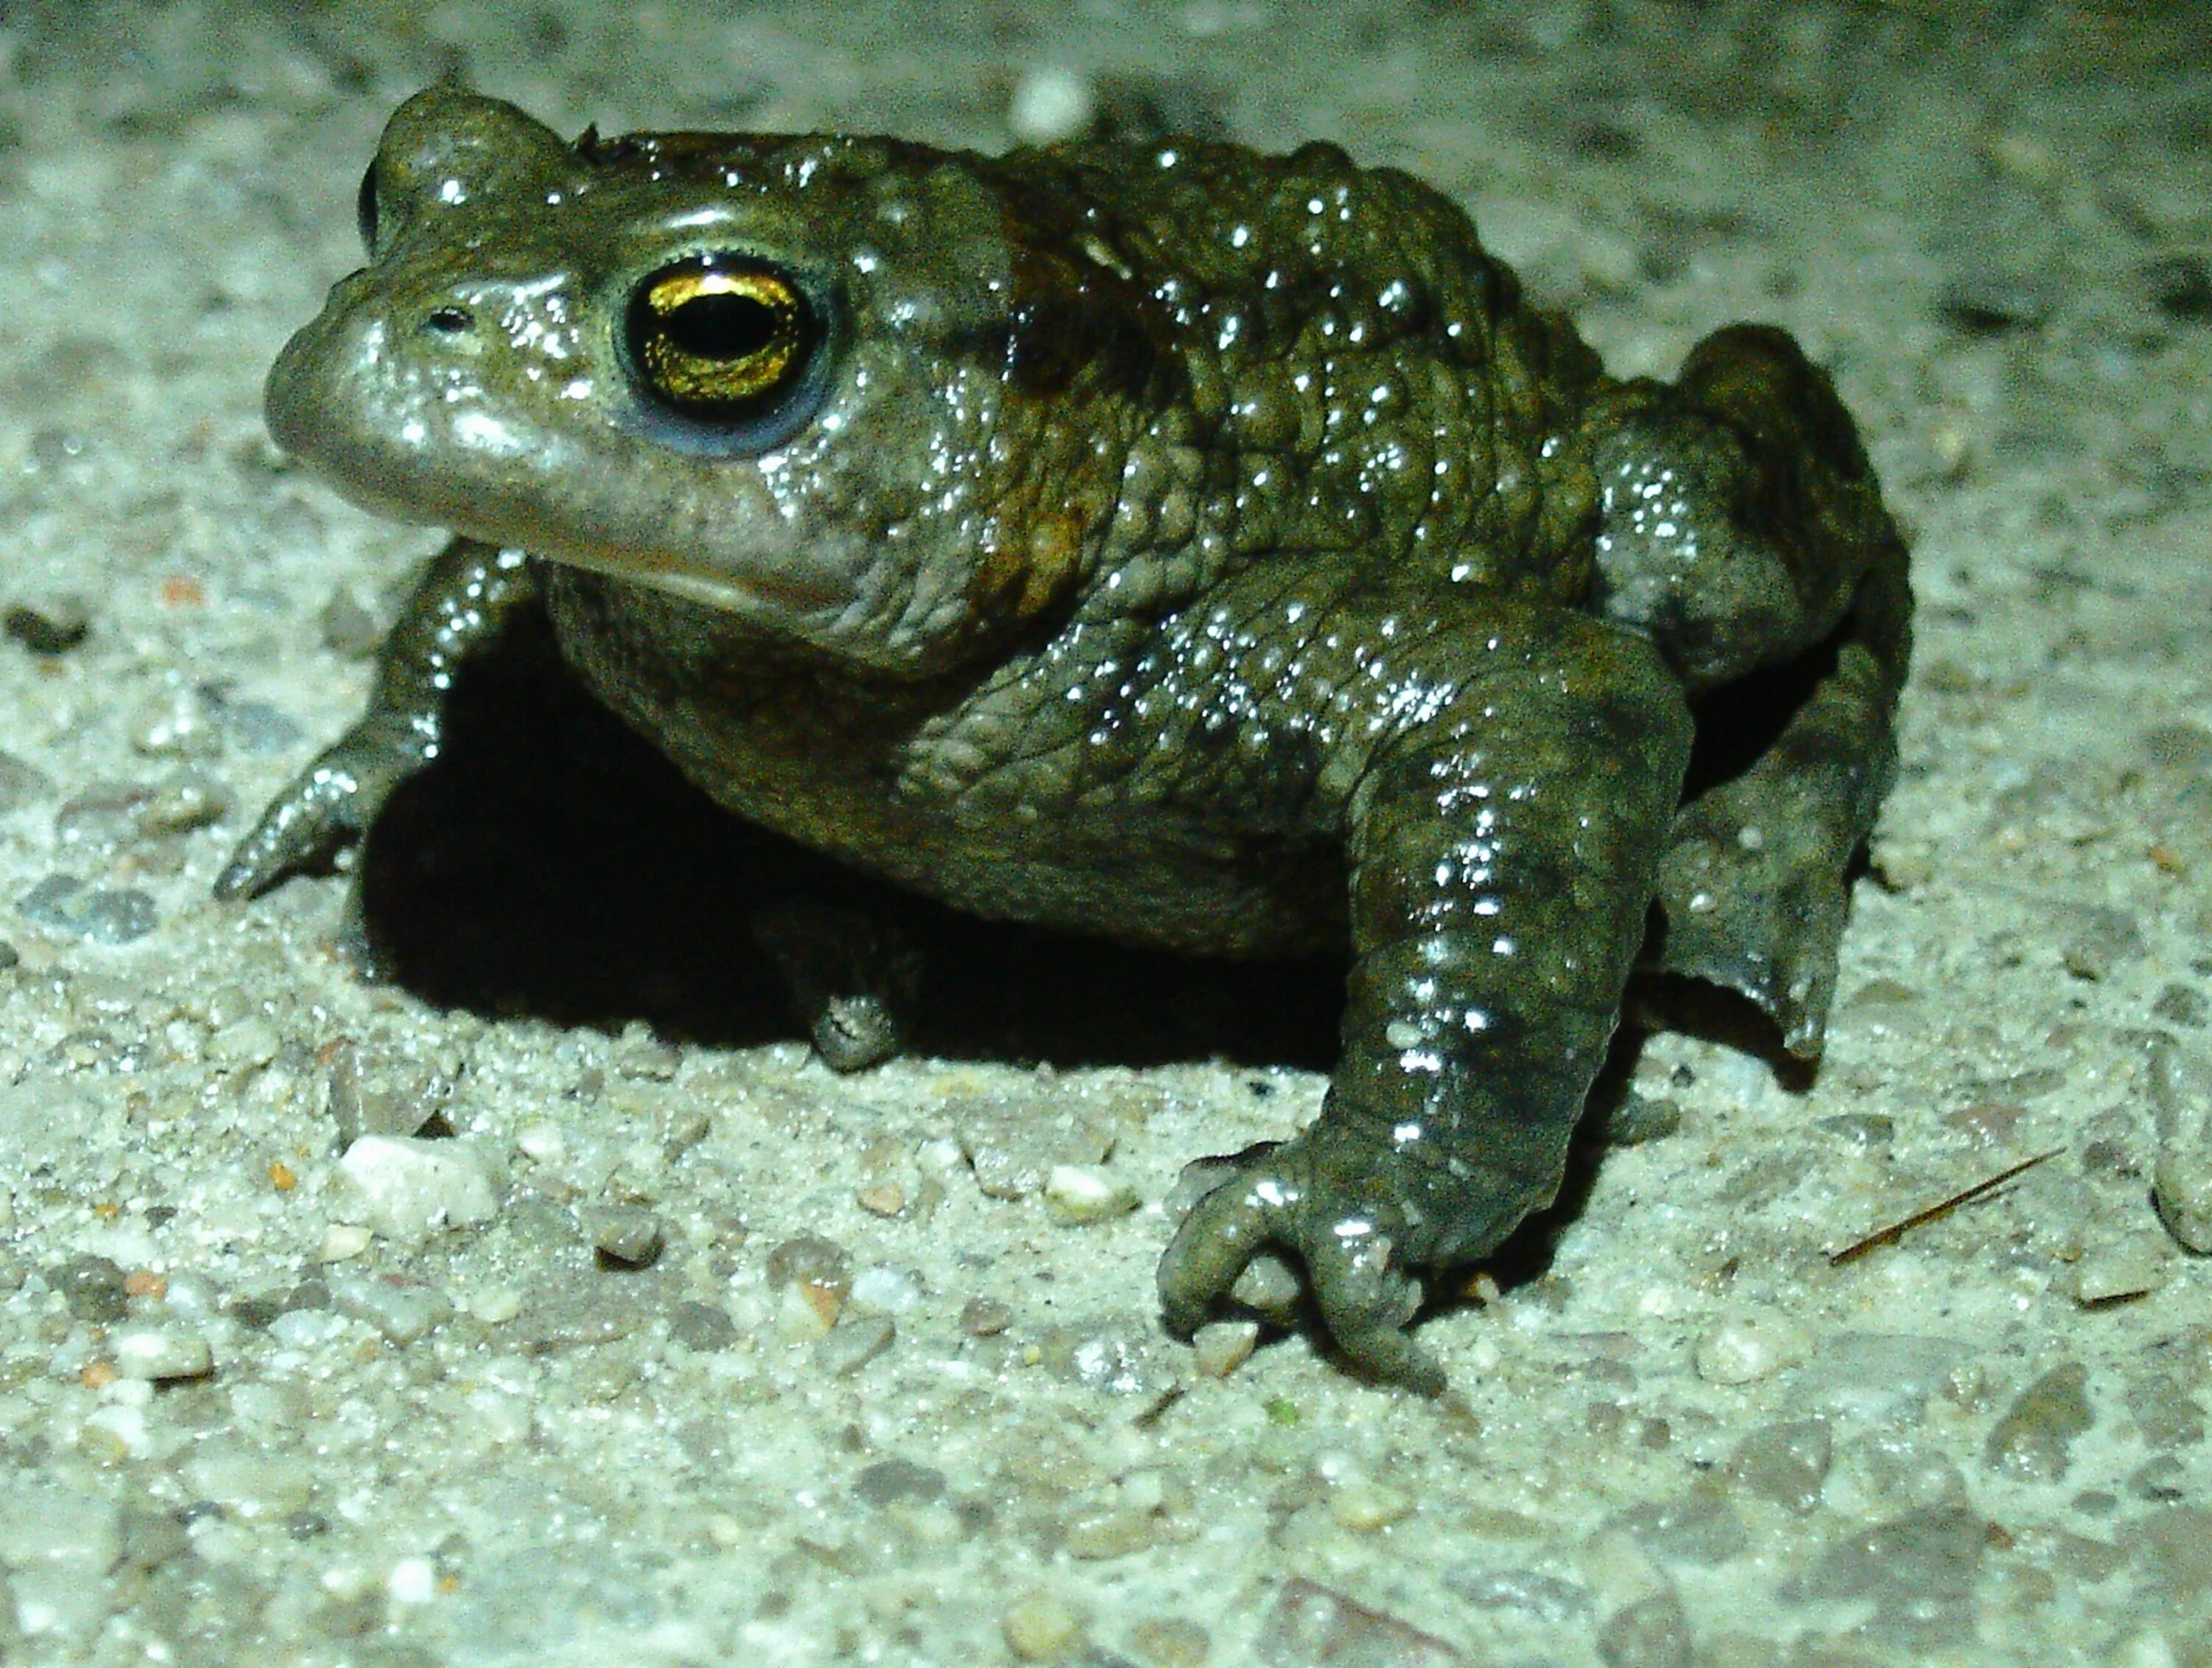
[920,135,1612,605]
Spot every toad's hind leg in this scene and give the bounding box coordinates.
[1158,605,1692,1391]
[1586,324,1912,1059]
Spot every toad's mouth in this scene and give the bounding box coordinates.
[519,539,847,618]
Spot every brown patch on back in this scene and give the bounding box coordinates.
[987,163,1180,408]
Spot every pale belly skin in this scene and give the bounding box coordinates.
[220,88,1910,1391]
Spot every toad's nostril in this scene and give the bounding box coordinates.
[421,306,473,335]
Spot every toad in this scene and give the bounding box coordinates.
[223,88,1910,1391]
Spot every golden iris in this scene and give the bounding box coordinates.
[626,259,814,416]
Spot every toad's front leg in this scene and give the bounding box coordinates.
[1158,602,1691,1391]
[216,538,539,957]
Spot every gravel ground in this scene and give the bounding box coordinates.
[1,3,2208,1664]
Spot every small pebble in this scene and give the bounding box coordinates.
[1601,1092,1683,1147]
[1323,1470,1413,1532]
[387,1556,437,1606]
[130,688,218,757]
[459,1283,521,1324]
[338,1135,498,1240]
[766,1234,852,1337]
[1447,1566,1591,1624]
[959,1108,1112,1200]
[853,1458,947,1508]
[855,1181,905,1217]
[183,1448,314,1521]
[1043,1164,1138,1226]
[1792,1504,1986,1630]
[4,597,91,653]
[1002,1588,1088,1661]
[2059,905,2143,981]
[318,586,383,658]
[1604,1491,1748,1567]
[849,1265,921,1312]
[1694,1315,1809,1385]
[1725,1419,1832,1514]
[1228,1252,1304,1321]
[815,1311,895,1377]
[52,1254,131,1323]
[1062,1499,1161,1560]
[0,748,54,813]
[316,1224,372,1263]
[774,1279,838,1343]
[2150,1036,2212,1253]
[2124,1505,2212,1606]
[1598,1588,1693,1668]
[205,1014,282,1069]
[1259,1577,1461,1665]
[1986,1361,2095,1481]
[2152,984,2209,1029]
[591,1204,665,1268]
[135,772,230,835]
[1815,1111,1895,1151]
[18,874,159,944]
[2070,1232,2174,1305]
[1007,66,1098,145]
[668,1299,739,1352]
[330,1274,453,1344]
[201,688,301,753]
[1127,1616,1212,1667]
[113,1327,214,1381]
[960,1296,1012,1336]
[1190,1319,1259,1379]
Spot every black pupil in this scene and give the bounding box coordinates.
[668,292,780,361]
[355,161,379,251]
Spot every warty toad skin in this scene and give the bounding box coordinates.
[221,88,1911,1391]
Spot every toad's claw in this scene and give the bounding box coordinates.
[1158,1142,1444,1396]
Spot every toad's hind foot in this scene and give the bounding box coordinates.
[1649,551,1910,1060]
[1157,1137,1444,1395]
[1652,784,1851,1059]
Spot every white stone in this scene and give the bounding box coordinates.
[1007,66,1097,145]
[316,1223,373,1262]
[339,1135,498,1240]
[80,1402,150,1461]
[850,1265,922,1313]
[514,1120,566,1162]
[1043,1164,1138,1226]
[113,1327,213,1380]
[458,1282,523,1324]
[387,1555,437,1606]
[1694,1315,1809,1385]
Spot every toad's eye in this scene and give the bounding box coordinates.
[624,257,819,423]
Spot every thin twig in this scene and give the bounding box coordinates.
[1826,1148,2062,1266]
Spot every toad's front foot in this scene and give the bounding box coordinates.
[214,719,423,902]
[1157,1133,1444,1396]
